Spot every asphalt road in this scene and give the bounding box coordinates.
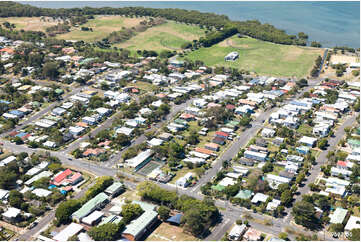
[16,180,96,241]
[1,87,83,138]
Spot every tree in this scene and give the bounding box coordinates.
[281,190,293,206]
[88,222,125,241]
[42,62,59,80]
[297,78,308,88]
[8,190,24,209]
[262,162,273,173]
[317,138,328,150]
[121,203,144,224]
[182,208,206,236]
[279,232,288,240]
[292,201,321,230]
[55,199,81,225]
[158,205,170,221]
[224,184,240,199]
[329,223,344,233]
[350,228,360,241]
[311,41,322,48]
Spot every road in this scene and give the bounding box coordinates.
[191,109,274,193]
[16,179,96,241]
[295,113,358,202]
[0,87,83,138]
[2,76,340,241]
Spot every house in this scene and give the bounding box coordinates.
[261,128,276,138]
[212,136,226,145]
[337,160,354,170]
[104,182,125,197]
[296,146,310,155]
[2,207,21,223]
[244,150,267,162]
[234,190,253,200]
[125,149,154,171]
[195,147,214,156]
[51,107,67,116]
[298,136,317,147]
[53,223,84,241]
[266,174,291,189]
[72,192,109,222]
[52,169,72,186]
[175,172,193,188]
[285,163,299,174]
[32,188,52,197]
[329,207,348,224]
[83,148,105,157]
[279,170,295,180]
[147,138,164,147]
[228,224,247,240]
[243,228,262,241]
[122,201,158,241]
[0,189,9,201]
[239,158,255,166]
[82,210,104,226]
[225,51,239,61]
[166,213,183,226]
[205,143,219,152]
[266,199,281,211]
[344,216,360,232]
[331,167,352,179]
[116,127,134,136]
[69,126,85,136]
[158,132,172,141]
[251,193,269,204]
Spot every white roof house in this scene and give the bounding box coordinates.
[0,155,16,167]
[147,138,164,147]
[261,128,276,138]
[218,177,236,187]
[82,210,104,226]
[125,149,154,169]
[2,207,21,220]
[0,189,9,200]
[116,127,134,136]
[251,193,269,204]
[32,188,52,197]
[266,199,281,211]
[298,136,317,147]
[53,223,84,241]
[266,174,291,189]
[344,216,360,231]
[228,224,247,240]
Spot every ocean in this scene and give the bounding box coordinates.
[20,1,360,48]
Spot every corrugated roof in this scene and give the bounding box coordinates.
[72,192,109,220]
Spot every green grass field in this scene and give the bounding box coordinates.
[181,36,324,77]
[57,15,145,42]
[115,21,206,52]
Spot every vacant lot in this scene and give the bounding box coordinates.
[57,15,145,42]
[146,222,199,241]
[0,17,59,31]
[115,21,206,52]
[182,36,324,77]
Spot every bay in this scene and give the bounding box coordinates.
[20,1,360,48]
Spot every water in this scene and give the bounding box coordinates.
[20,1,360,48]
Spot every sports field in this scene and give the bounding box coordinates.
[182,36,324,77]
[0,17,59,31]
[56,15,145,42]
[114,21,206,52]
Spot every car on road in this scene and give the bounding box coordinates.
[68,158,72,161]
[0,142,3,145]
[28,221,38,229]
